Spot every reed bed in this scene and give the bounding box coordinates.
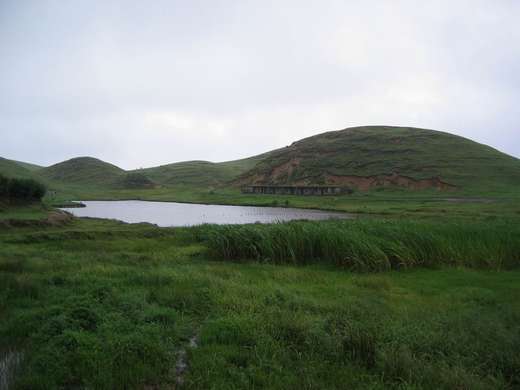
[197,219,520,271]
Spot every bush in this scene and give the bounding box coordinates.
[0,175,9,198]
[117,172,155,189]
[0,174,46,202]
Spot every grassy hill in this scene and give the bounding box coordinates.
[0,157,39,179]
[38,157,125,187]
[236,126,520,193]
[2,126,519,196]
[12,160,43,172]
[134,154,270,187]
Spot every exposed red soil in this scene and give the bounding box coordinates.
[270,158,301,181]
[324,173,455,191]
[236,156,456,191]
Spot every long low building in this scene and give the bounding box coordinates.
[241,185,353,196]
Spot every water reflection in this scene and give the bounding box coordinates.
[61,200,351,227]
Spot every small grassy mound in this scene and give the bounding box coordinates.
[38,157,125,187]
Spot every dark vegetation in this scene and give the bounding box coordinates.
[115,172,156,189]
[0,218,519,389]
[0,174,46,202]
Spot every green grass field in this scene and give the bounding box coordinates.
[0,204,48,221]
[1,218,520,389]
[1,125,519,388]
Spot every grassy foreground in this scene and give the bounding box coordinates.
[1,218,520,389]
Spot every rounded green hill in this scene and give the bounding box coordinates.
[236,126,520,193]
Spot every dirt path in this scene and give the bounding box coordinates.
[175,334,199,387]
[0,349,23,390]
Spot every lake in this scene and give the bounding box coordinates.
[60,200,351,227]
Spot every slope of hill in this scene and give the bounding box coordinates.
[236,126,520,192]
[2,126,519,195]
[38,157,126,187]
[12,160,44,172]
[0,157,37,179]
[135,154,270,187]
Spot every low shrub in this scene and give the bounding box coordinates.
[0,174,46,202]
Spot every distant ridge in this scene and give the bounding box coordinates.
[2,126,519,193]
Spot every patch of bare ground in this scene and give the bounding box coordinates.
[0,349,23,390]
[175,334,199,387]
[269,158,301,181]
[234,158,302,186]
[46,210,74,225]
[443,198,495,203]
[325,173,456,191]
[144,334,199,389]
[238,165,456,191]
[236,155,456,191]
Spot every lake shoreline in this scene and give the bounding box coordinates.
[54,196,354,213]
[60,200,353,227]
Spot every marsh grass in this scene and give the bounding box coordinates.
[199,219,520,271]
[1,218,520,388]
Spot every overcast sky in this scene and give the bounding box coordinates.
[1,0,519,169]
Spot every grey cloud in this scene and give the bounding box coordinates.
[0,0,519,169]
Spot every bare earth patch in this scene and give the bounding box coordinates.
[0,349,23,390]
[324,173,456,191]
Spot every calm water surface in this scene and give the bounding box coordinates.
[60,200,351,227]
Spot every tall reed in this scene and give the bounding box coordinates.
[196,219,520,271]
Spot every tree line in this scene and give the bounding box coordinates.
[0,174,46,201]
